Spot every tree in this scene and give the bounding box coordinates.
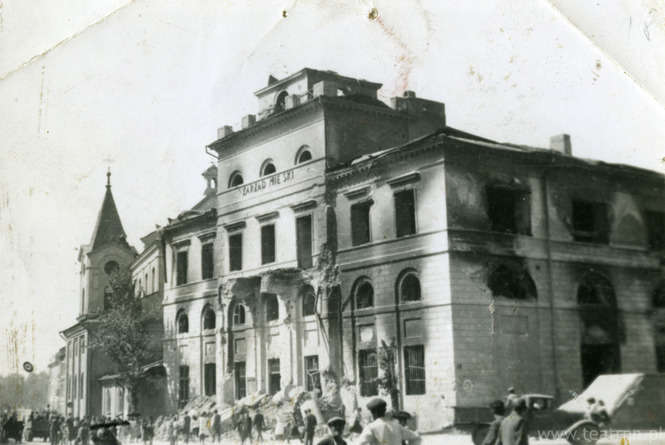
[89,269,159,413]
[377,338,400,411]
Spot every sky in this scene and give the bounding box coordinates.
[1,0,664,376]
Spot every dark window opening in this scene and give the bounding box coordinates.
[229,233,243,271]
[400,273,421,302]
[656,344,665,373]
[177,310,189,334]
[355,281,374,309]
[488,265,536,300]
[572,200,609,243]
[296,215,313,269]
[261,162,276,176]
[229,172,244,188]
[261,225,276,264]
[297,149,312,164]
[302,288,316,316]
[358,349,378,396]
[486,186,531,235]
[232,304,246,326]
[265,294,279,322]
[203,306,216,330]
[351,202,371,245]
[104,261,119,276]
[268,358,281,395]
[395,189,416,237]
[176,251,188,285]
[204,363,216,396]
[304,355,321,392]
[234,362,246,400]
[178,365,190,408]
[646,211,665,250]
[201,243,214,280]
[404,345,426,395]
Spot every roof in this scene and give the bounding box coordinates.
[90,182,128,250]
[253,67,382,96]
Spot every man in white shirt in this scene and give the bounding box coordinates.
[356,398,421,445]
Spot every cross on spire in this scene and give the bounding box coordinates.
[106,167,111,188]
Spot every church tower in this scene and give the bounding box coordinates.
[78,170,136,318]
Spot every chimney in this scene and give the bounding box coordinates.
[550,134,572,155]
[241,114,256,129]
[217,125,233,139]
[312,80,337,98]
[403,90,416,98]
[285,95,300,110]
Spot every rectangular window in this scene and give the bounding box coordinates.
[351,202,371,245]
[178,365,190,408]
[656,345,665,373]
[268,358,281,395]
[79,373,84,399]
[176,251,188,285]
[304,355,321,391]
[646,211,665,250]
[358,350,378,396]
[151,268,156,293]
[229,233,243,271]
[395,189,416,237]
[234,338,246,355]
[404,345,426,395]
[235,362,246,400]
[204,363,216,396]
[486,186,531,235]
[572,200,609,243]
[201,243,214,280]
[261,224,276,264]
[72,375,77,400]
[296,215,313,269]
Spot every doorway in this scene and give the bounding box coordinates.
[580,344,619,387]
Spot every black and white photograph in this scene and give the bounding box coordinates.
[1,2,665,445]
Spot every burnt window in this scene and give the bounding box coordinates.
[203,306,216,330]
[404,345,426,395]
[261,224,276,264]
[204,363,216,396]
[229,233,243,271]
[656,345,665,373]
[228,171,244,188]
[395,190,416,237]
[176,250,188,285]
[296,215,313,269]
[399,273,421,302]
[355,281,374,309]
[646,211,665,250]
[486,186,531,235]
[265,294,279,322]
[201,243,214,280]
[304,355,321,392]
[268,358,281,395]
[351,201,371,245]
[232,304,246,326]
[177,310,189,334]
[234,361,246,400]
[572,200,609,243]
[302,288,316,316]
[358,349,378,396]
[178,365,189,408]
[274,91,288,113]
[488,265,537,300]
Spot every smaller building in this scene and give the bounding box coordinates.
[47,347,66,413]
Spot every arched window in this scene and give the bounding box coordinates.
[274,91,288,113]
[295,145,312,164]
[264,294,279,322]
[577,272,615,306]
[301,286,316,316]
[104,261,119,276]
[232,304,246,326]
[354,279,374,309]
[399,272,421,302]
[151,267,156,293]
[228,171,244,188]
[261,160,276,177]
[488,265,537,300]
[177,310,189,334]
[202,306,216,330]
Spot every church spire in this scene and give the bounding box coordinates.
[90,169,127,250]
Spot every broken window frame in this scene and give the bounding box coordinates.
[268,358,281,395]
[178,365,190,408]
[358,349,379,396]
[177,309,189,334]
[351,200,372,246]
[264,293,279,322]
[399,271,422,302]
[354,280,374,309]
[304,355,321,392]
[202,305,216,330]
[485,185,531,235]
[394,189,417,237]
[571,199,609,244]
[645,210,665,250]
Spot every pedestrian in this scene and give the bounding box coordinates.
[481,400,505,445]
[392,411,414,445]
[141,417,154,445]
[498,397,529,445]
[210,410,221,444]
[504,387,520,414]
[356,398,421,445]
[167,416,177,445]
[243,411,252,444]
[253,410,264,443]
[77,419,90,445]
[303,409,317,445]
[316,417,346,445]
[288,413,302,445]
[49,415,60,445]
[183,412,191,444]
